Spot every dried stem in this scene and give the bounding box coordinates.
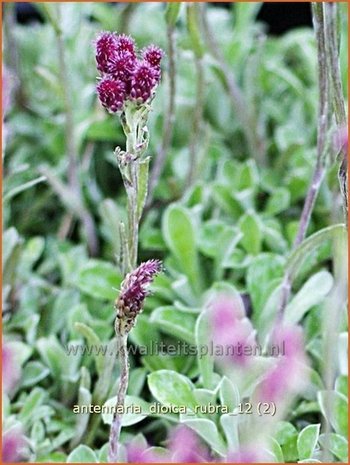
[148,22,176,205]
[277,3,330,316]
[201,6,266,165]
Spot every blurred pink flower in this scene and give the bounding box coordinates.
[169,426,210,462]
[225,447,265,463]
[2,343,21,394]
[257,324,308,403]
[210,294,257,365]
[127,444,163,463]
[2,427,26,463]
[126,426,209,463]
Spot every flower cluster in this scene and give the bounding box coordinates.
[95,32,164,112]
[115,259,162,335]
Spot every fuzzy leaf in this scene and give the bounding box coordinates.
[297,424,320,460]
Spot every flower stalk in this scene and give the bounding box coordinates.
[277,2,340,317]
[323,2,348,222]
[94,32,163,462]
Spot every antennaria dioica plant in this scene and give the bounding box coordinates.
[94,32,164,461]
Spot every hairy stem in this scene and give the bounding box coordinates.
[321,232,347,462]
[126,161,139,270]
[148,22,176,205]
[109,106,147,460]
[108,334,129,463]
[324,2,348,223]
[277,3,330,316]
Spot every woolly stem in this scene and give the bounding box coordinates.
[108,105,147,461]
[277,2,330,316]
[108,335,129,463]
[324,2,348,223]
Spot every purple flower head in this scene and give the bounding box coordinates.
[142,45,164,67]
[116,259,162,334]
[95,32,164,111]
[210,293,257,366]
[142,45,164,84]
[95,32,119,73]
[107,51,136,83]
[115,34,136,56]
[2,427,26,463]
[96,77,126,113]
[130,61,158,103]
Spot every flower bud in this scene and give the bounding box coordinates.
[108,51,136,83]
[130,61,158,103]
[142,45,164,83]
[142,44,164,67]
[115,34,137,57]
[95,32,119,73]
[96,78,126,113]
